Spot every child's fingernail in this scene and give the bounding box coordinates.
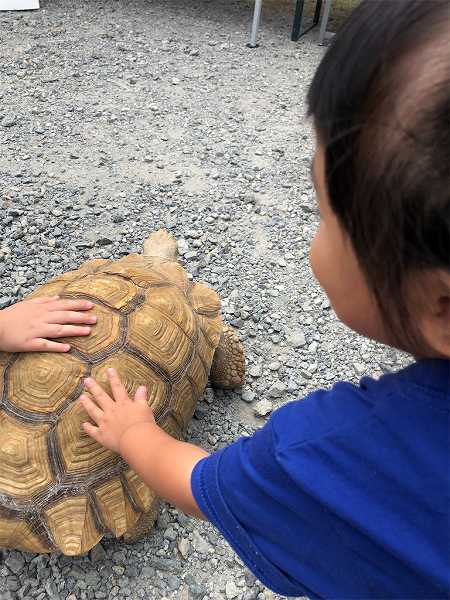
[63,344,70,352]
[86,301,94,308]
[84,377,93,386]
[89,316,97,323]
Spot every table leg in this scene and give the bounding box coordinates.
[291,0,322,42]
[247,0,263,48]
[291,0,305,41]
[318,0,332,44]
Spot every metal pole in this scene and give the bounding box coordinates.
[247,0,262,48]
[313,0,323,25]
[292,0,322,42]
[318,0,332,45]
[291,0,305,41]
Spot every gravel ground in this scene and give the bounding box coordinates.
[0,1,407,599]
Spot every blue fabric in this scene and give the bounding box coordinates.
[191,359,450,599]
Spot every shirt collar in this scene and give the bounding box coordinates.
[400,359,450,395]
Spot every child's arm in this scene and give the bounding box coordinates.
[80,369,208,518]
[0,296,97,353]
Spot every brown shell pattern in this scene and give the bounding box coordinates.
[0,255,222,555]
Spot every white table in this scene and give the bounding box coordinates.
[0,0,39,10]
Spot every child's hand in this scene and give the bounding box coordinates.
[81,368,207,518]
[80,368,154,454]
[0,296,97,353]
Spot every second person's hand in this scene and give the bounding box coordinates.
[0,296,97,353]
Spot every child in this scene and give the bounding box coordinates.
[80,1,450,597]
[0,296,96,352]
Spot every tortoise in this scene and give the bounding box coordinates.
[0,230,245,556]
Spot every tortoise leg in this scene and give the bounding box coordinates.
[209,324,245,389]
[122,499,159,543]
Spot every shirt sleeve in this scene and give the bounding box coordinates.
[191,408,316,598]
[190,384,377,598]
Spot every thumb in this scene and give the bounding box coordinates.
[134,385,148,406]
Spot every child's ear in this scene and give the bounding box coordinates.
[418,270,450,359]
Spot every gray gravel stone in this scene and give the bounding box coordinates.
[163,526,177,542]
[242,592,259,600]
[225,581,240,599]
[267,381,287,398]
[166,574,181,591]
[141,566,156,578]
[89,543,107,563]
[44,580,60,600]
[6,576,20,592]
[191,530,211,554]
[1,114,16,127]
[185,574,207,599]
[177,537,191,559]
[241,390,256,403]
[249,364,263,378]
[286,330,306,348]
[5,552,25,575]
[253,399,273,417]
[178,238,189,255]
[353,362,366,376]
[96,236,114,246]
[148,557,181,572]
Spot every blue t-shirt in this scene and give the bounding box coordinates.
[191,359,450,599]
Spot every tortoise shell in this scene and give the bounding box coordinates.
[0,252,223,555]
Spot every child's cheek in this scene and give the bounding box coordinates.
[309,223,328,291]
[309,223,344,320]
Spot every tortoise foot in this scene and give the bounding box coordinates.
[209,324,245,389]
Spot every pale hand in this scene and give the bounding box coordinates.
[80,368,155,454]
[0,296,97,353]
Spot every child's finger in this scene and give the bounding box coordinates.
[27,338,71,352]
[82,421,101,442]
[84,377,114,409]
[29,296,60,304]
[48,311,97,325]
[45,324,91,338]
[107,368,129,402]
[79,395,104,424]
[50,299,95,312]
[134,385,148,406]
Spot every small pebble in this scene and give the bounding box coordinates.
[249,364,263,378]
[253,399,273,417]
[2,114,17,127]
[268,381,287,398]
[241,390,256,403]
[225,581,239,599]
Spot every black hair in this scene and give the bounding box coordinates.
[307,0,450,353]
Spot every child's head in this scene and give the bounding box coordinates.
[307,0,450,358]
